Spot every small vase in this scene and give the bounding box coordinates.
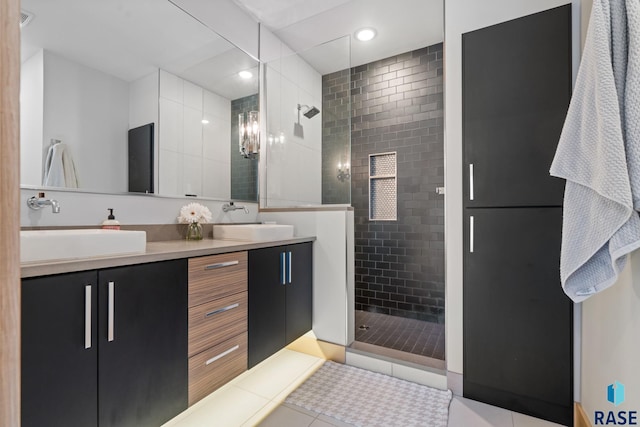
[186,222,203,241]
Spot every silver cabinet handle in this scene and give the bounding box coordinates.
[85,285,92,349]
[281,252,286,285]
[205,260,239,270]
[205,345,240,366]
[108,281,115,342]
[288,251,292,284]
[469,163,474,201]
[205,303,239,318]
[470,216,475,253]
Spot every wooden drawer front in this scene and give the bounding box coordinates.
[188,332,247,406]
[188,252,247,307]
[188,292,247,357]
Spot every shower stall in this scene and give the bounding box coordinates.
[341,44,445,364]
[262,33,445,366]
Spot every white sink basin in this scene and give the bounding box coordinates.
[213,224,294,242]
[21,229,147,263]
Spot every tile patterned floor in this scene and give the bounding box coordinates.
[355,310,445,360]
[164,348,565,427]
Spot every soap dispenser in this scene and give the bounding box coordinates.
[102,208,121,230]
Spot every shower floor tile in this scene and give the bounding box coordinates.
[355,310,445,360]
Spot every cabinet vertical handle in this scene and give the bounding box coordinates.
[85,285,92,349]
[470,216,475,253]
[108,281,115,342]
[280,252,286,285]
[288,251,292,284]
[469,163,475,201]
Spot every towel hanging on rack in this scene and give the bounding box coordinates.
[43,141,79,188]
[549,0,640,302]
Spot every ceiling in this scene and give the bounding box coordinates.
[233,0,443,71]
[20,0,443,97]
[20,0,259,100]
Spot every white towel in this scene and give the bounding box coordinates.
[43,142,79,188]
[550,0,640,302]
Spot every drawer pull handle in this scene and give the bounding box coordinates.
[469,163,474,201]
[108,281,115,342]
[204,261,239,270]
[205,345,240,366]
[281,252,286,285]
[85,285,92,349]
[205,303,239,318]
[288,251,292,284]
[470,215,475,253]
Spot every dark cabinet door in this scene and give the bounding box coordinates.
[285,242,313,344]
[98,260,188,427]
[22,271,98,427]
[462,5,570,208]
[463,208,573,425]
[248,246,287,368]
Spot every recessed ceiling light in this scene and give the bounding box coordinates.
[201,119,210,124]
[238,70,253,79]
[355,28,377,42]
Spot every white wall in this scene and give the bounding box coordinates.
[258,210,354,346]
[43,51,129,193]
[577,0,640,422]
[444,0,581,378]
[158,70,231,199]
[581,254,640,422]
[20,50,44,186]
[20,188,258,227]
[261,28,323,207]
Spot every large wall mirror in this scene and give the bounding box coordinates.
[19,0,259,202]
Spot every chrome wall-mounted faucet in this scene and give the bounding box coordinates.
[222,201,249,213]
[27,192,60,213]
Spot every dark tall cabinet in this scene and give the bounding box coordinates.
[248,243,313,368]
[22,260,188,427]
[462,5,573,426]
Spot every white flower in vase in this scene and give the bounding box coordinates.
[178,202,213,224]
[178,203,212,240]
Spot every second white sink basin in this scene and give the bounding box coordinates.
[213,224,294,241]
[21,229,147,263]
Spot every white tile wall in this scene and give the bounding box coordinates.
[159,149,181,196]
[204,90,230,117]
[202,119,230,160]
[263,43,323,207]
[158,70,232,199]
[182,106,203,157]
[182,154,202,196]
[159,98,184,153]
[182,80,203,110]
[159,70,183,103]
[203,159,230,199]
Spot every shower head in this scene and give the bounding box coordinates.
[304,106,320,118]
[298,104,321,119]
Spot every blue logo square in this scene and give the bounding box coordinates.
[608,381,625,407]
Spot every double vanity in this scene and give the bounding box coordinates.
[20,225,314,427]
